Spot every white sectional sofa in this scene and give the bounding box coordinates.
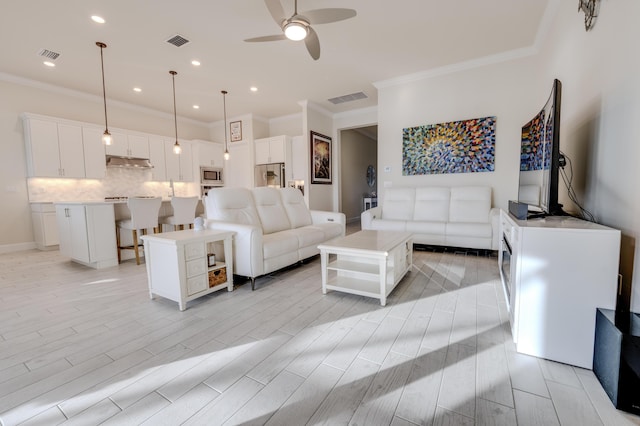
[361,186,499,250]
[204,186,345,289]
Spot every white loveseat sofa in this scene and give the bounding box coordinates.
[361,186,499,250]
[204,186,345,289]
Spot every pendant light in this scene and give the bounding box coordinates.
[222,90,230,160]
[170,71,182,155]
[96,42,111,145]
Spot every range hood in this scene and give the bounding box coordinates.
[106,155,153,169]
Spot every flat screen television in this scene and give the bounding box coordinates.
[518,79,565,216]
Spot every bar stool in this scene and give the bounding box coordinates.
[116,197,162,265]
[159,196,199,232]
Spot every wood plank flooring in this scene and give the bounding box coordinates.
[1,242,639,425]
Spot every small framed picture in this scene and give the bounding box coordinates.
[230,121,242,142]
[207,254,216,267]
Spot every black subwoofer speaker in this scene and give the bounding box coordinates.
[594,308,640,415]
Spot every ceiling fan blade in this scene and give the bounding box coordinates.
[305,27,320,60]
[244,34,288,42]
[302,8,357,25]
[264,0,286,25]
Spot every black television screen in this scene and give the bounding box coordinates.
[518,79,564,216]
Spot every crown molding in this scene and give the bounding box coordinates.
[0,71,210,127]
[269,111,302,124]
[299,100,333,118]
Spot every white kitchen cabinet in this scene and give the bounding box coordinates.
[142,229,234,311]
[55,202,118,269]
[31,203,59,250]
[23,117,85,178]
[165,139,193,182]
[148,136,167,181]
[254,135,290,164]
[81,127,107,179]
[197,141,224,167]
[106,132,149,158]
[498,210,621,368]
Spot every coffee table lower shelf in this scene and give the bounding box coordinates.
[319,230,413,306]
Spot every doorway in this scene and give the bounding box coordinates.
[339,126,378,225]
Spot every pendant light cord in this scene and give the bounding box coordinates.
[222,90,228,152]
[97,42,109,132]
[171,71,178,143]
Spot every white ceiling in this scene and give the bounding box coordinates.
[1,0,550,124]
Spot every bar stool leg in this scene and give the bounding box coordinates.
[132,229,140,265]
[116,226,122,264]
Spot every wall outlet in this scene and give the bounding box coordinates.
[384,166,391,172]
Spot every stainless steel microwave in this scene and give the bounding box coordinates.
[200,167,223,185]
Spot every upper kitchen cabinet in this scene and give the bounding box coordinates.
[23,115,85,178]
[148,136,167,181]
[197,141,224,167]
[164,139,193,182]
[254,135,290,165]
[106,132,150,158]
[81,127,107,179]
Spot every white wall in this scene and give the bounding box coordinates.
[536,0,640,311]
[0,78,210,250]
[373,0,640,311]
[269,113,302,137]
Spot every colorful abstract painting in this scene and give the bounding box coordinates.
[402,116,496,175]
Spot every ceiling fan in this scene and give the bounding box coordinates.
[244,0,357,60]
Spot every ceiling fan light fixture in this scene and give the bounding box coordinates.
[284,21,308,41]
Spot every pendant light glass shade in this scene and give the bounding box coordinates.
[96,42,112,146]
[170,71,182,155]
[222,90,230,160]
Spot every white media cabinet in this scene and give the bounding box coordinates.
[498,210,621,368]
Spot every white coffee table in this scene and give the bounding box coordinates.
[318,230,413,306]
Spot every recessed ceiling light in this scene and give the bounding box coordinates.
[133,87,142,92]
[191,60,201,66]
[43,61,55,67]
[250,86,258,92]
[193,105,200,109]
[91,15,105,24]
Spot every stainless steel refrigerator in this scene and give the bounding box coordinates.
[255,162,285,188]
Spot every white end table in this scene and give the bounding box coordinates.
[318,230,413,306]
[142,229,234,311]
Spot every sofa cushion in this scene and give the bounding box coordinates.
[280,187,313,228]
[205,187,262,227]
[262,230,299,259]
[289,226,326,248]
[309,222,344,240]
[252,187,292,234]
[405,220,446,235]
[446,222,492,238]
[370,219,406,232]
[381,187,415,221]
[449,186,491,223]
[413,187,450,221]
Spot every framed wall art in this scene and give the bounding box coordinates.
[310,131,332,184]
[230,120,242,142]
[402,116,496,175]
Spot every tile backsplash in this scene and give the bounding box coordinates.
[28,168,198,202]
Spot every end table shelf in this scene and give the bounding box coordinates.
[142,229,235,311]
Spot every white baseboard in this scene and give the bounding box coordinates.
[0,242,37,254]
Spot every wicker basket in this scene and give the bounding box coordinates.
[208,268,227,287]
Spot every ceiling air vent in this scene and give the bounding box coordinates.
[328,91,368,105]
[37,49,60,61]
[166,34,190,47]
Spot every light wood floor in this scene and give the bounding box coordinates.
[1,244,639,425]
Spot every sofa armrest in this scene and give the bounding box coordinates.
[361,206,382,230]
[489,208,500,250]
[310,210,346,236]
[204,220,264,278]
